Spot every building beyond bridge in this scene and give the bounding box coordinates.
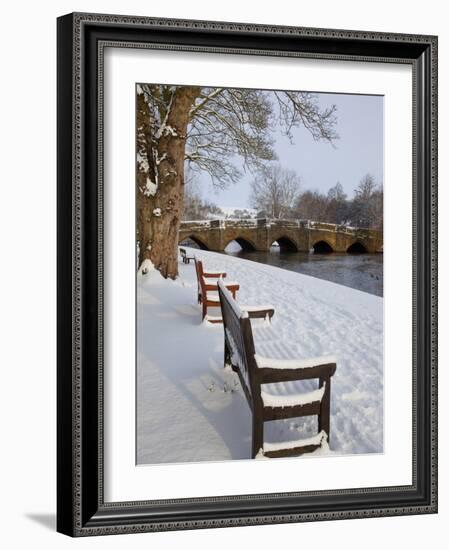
[179,219,383,254]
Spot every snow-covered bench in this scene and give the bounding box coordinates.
[194,258,240,323]
[179,247,194,264]
[217,279,337,459]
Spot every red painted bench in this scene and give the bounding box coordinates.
[194,258,240,322]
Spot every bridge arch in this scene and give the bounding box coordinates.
[271,236,299,252]
[312,240,334,254]
[179,235,209,250]
[224,237,257,252]
[347,241,368,254]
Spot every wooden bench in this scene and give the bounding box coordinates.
[194,258,240,322]
[217,279,337,459]
[179,247,195,264]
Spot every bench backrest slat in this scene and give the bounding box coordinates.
[218,280,256,400]
[194,258,206,298]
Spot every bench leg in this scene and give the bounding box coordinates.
[202,301,207,321]
[318,377,331,439]
[251,411,264,458]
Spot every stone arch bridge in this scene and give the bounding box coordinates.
[179,219,383,254]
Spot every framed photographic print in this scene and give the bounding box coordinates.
[57,12,438,536]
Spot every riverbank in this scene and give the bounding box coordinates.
[137,248,383,465]
[224,247,383,296]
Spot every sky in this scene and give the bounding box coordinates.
[198,91,384,209]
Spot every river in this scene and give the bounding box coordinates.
[223,246,383,297]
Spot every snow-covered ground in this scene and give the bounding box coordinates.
[137,248,383,465]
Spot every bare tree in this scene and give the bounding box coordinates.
[351,174,382,228]
[273,91,338,143]
[137,84,338,277]
[325,182,349,224]
[294,189,329,221]
[355,173,377,201]
[293,177,383,229]
[367,182,383,230]
[250,165,301,219]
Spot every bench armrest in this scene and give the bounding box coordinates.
[242,306,275,320]
[204,281,239,291]
[224,283,240,292]
[256,354,336,370]
[256,355,337,383]
[203,272,227,278]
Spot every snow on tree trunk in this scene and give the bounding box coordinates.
[137,86,200,279]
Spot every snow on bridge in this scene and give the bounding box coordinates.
[179,218,383,254]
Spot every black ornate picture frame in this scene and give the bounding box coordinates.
[57,12,438,536]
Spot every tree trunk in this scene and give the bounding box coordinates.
[137,86,200,278]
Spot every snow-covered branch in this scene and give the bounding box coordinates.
[189,88,225,117]
[137,84,338,195]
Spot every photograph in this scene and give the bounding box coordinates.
[135,83,384,464]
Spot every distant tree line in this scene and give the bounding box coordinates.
[250,167,383,230]
[183,168,383,231]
